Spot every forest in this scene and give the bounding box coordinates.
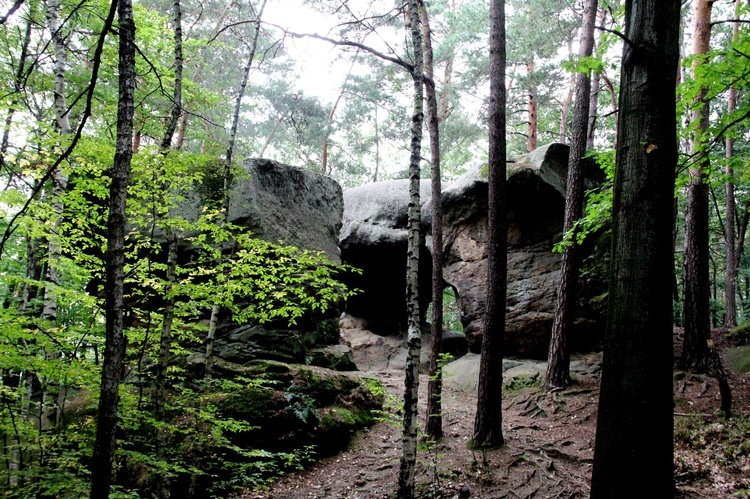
[0,0,749,497]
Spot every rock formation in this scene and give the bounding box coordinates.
[340,143,605,359]
[168,158,353,370]
[338,179,434,334]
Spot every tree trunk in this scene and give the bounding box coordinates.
[473,0,506,449]
[421,3,444,441]
[681,0,713,372]
[545,0,598,391]
[160,0,183,150]
[322,51,358,175]
[590,1,679,496]
[724,1,740,328]
[154,235,177,499]
[558,71,575,144]
[526,58,537,152]
[89,0,136,495]
[586,6,607,150]
[397,1,424,496]
[41,0,73,431]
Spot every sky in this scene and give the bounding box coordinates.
[263,1,352,102]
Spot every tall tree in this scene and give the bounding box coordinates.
[723,0,740,328]
[40,0,72,431]
[681,0,714,372]
[473,0,507,448]
[397,0,424,496]
[421,1,445,442]
[545,0,598,390]
[590,0,680,496]
[89,0,136,495]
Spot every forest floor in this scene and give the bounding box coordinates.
[239,329,750,499]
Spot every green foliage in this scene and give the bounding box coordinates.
[553,150,615,253]
[675,414,750,476]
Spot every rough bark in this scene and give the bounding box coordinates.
[89,0,136,495]
[590,0,679,496]
[682,0,713,372]
[397,1,424,496]
[421,3,444,441]
[473,0,506,449]
[724,1,740,328]
[545,0,598,391]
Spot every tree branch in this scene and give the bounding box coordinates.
[595,26,635,49]
[710,18,750,27]
[0,0,23,25]
[265,21,415,73]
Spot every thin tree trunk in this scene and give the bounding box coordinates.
[174,112,188,150]
[590,0,679,495]
[682,0,713,372]
[89,0,136,494]
[206,0,267,376]
[41,0,72,431]
[397,1,424,496]
[154,235,177,499]
[526,58,537,152]
[473,0,506,449]
[225,0,266,170]
[161,0,183,150]
[586,6,607,149]
[204,303,219,380]
[438,56,453,124]
[421,3,444,441]
[558,71,574,144]
[601,73,618,145]
[724,1,740,328]
[545,0,598,391]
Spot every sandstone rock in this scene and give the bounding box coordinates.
[339,179,433,334]
[341,143,605,359]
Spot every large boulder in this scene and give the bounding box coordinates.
[172,158,343,262]
[439,144,568,356]
[339,179,433,334]
[341,143,604,359]
[227,158,344,262]
[168,159,352,369]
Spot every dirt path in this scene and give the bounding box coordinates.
[239,349,750,498]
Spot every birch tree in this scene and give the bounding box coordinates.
[421,1,445,442]
[397,0,424,495]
